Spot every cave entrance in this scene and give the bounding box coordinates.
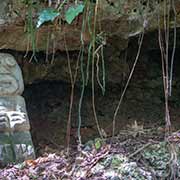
[2,38,180,156]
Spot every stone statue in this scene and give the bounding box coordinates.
[0,53,35,165]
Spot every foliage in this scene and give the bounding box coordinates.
[65,4,85,24]
[22,0,86,62]
[94,138,103,150]
[143,142,180,178]
[36,8,60,28]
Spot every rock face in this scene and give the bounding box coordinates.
[0,0,180,52]
[0,0,11,25]
[0,53,35,165]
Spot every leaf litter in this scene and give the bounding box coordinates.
[0,128,180,180]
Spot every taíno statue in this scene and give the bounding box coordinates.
[0,53,35,165]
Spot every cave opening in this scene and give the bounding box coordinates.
[1,32,180,156]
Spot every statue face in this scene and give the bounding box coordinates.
[0,53,24,96]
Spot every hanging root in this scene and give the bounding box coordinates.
[64,34,80,154]
[112,31,144,137]
[91,0,104,139]
[78,47,85,146]
[169,0,177,96]
[95,43,106,95]
[158,0,178,178]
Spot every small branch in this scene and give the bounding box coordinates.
[128,142,151,158]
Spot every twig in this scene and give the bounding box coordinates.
[128,142,151,158]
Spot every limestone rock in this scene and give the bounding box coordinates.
[0,53,35,165]
[0,0,11,25]
[0,0,180,52]
[0,53,24,96]
[0,96,30,132]
[0,132,34,164]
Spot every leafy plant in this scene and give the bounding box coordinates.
[94,138,103,150]
[65,4,85,24]
[36,8,60,28]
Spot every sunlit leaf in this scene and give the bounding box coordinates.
[65,4,84,24]
[37,8,60,28]
[94,138,102,150]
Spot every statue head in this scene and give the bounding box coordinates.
[0,53,24,96]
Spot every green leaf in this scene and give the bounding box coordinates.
[37,8,60,28]
[94,138,102,150]
[65,4,84,24]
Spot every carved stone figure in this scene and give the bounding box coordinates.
[0,53,35,165]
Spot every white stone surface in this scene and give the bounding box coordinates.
[0,96,30,131]
[0,53,24,96]
[0,53,35,163]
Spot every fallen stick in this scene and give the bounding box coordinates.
[128,142,151,158]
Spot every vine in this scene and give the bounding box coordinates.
[157,0,178,177]
[23,0,39,61]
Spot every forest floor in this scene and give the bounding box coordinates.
[0,124,180,180]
